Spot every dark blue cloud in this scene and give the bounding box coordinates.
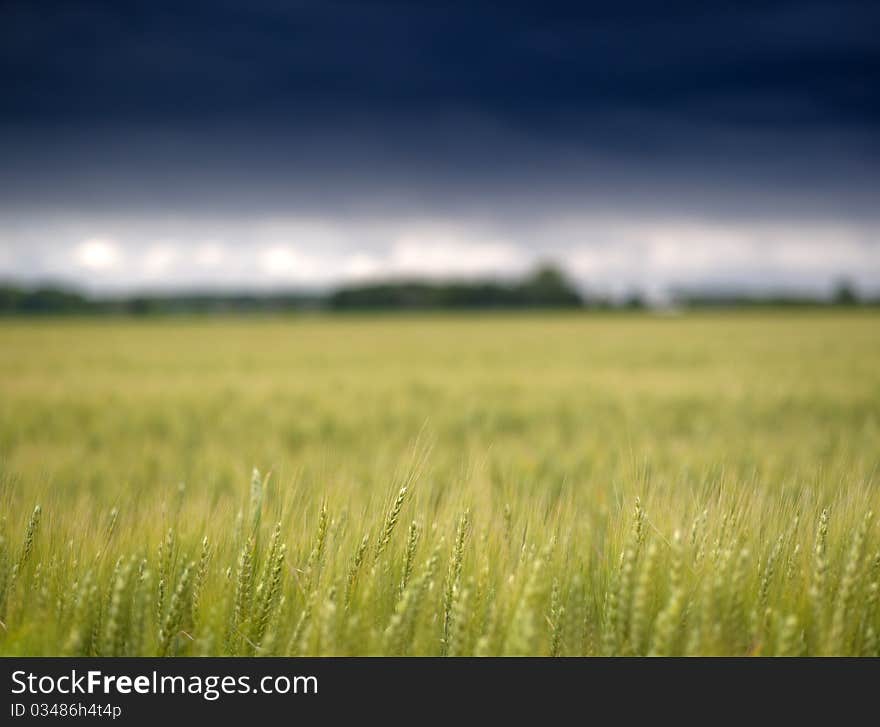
[0,1,878,219]
[3,1,878,132]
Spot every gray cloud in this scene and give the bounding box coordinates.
[1,1,878,294]
[3,209,878,299]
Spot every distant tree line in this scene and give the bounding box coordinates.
[328,266,582,309]
[0,285,97,314]
[0,265,585,315]
[0,268,875,315]
[0,287,329,315]
[670,279,870,309]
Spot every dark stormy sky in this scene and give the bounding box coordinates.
[1,1,879,296]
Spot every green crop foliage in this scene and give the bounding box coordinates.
[0,311,878,655]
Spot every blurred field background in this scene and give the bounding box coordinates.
[1,311,879,655]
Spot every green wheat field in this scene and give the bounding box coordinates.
[1,312,878,656]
